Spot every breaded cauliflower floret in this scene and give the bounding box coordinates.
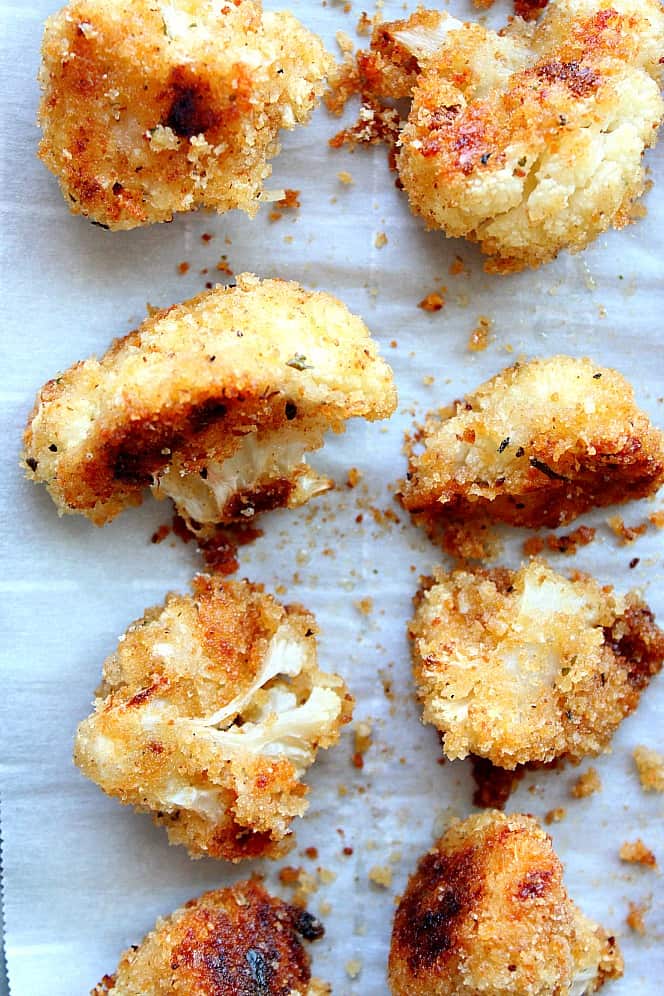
[366,0,664,271]
[409,560,664,769]
[401,356,664,530]
[74,576,353,860]
[23,274,397,532]
[38,0,332,229]
[389,810,623,996]
[91,879,330,995]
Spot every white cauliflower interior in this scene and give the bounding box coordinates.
[74,577,353,860]
[380,0,664,271]
[409,560,664,769]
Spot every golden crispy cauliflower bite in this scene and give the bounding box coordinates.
[389,810,623,996]
[409,560,664,770]
[39,0,332,229]
[401,356,664,531]
[363,0,664,271]
[23,274,397,533]
[74,576,353,860]
[92,879,330,995]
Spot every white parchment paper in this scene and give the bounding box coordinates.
[1,1,662,993]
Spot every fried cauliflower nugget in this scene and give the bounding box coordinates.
[366,0,664,271]
[23,274,397,532]
[74,576,353,860]
[389,810,623,996]
[38,0,332,229]
[409,560,664,769]
[401,356,664,530]
[91,879,329,995]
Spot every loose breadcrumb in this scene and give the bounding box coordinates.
[625,900,648,935]
[346,958,363,978]
[545,807,567,824]
[607,515,649,545]
[468,315,493,352]
[409,559,664,769]
[38,0,332,229]
[619,840,657,868]
[90,879,328,995]
[74,577,353,860]
[633,745,664,793]
[374,231,388,248]
[389,811,623,996]
[571,767,602,798]
[24,274,396,532]
[401,356,664,531]
[368,864,393,888]
[365,0,664,272]
[338,170,354,184]
[418,291,445,312]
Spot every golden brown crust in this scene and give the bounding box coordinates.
[39,0,332,229]
[74,576,354,860]
[389,811,623,996]
[91,879,327,995]
[23,274,396,528]
[359,0,664,271]
[401,356,664,531]
[409,560,664,769]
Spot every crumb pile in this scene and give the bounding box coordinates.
[75,576,353,860]
[91,879,329,995]
[390,810,622,995]
[409,560,664,769]
[401,356,664,530]
[357,0,664,271]
[23,274,397,532]
[38,0,332,229]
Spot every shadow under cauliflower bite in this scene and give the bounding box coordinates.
[389,810,623,996]
[92,879,330,995]
[38,0,332,229]
[23,274,397,533]
[400,355,664,531]
[74,576,353,860]
[409,560,664,770]
[363,0,664,271]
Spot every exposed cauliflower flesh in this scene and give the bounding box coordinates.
[74,576,353,860]
[363,0,664,271]
[91,879,330,996]
[23,273,397,531]
[401,355,664,531]
[389,810,623,996]
[38,0,332,229]
[409,560,664,769]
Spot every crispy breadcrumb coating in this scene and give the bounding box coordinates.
[91,879,329,995]
[389,810,623,996]
[362,0,664,271]
[401,356,664,530]
[633,745,664,792]
[409,560,664,769]
[38,0,332,229]
[74,576,353,860]
[23,274,396,532]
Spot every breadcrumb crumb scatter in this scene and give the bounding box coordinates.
[38,0,332,229]
[354,0,664,271]
[74,576,353,860]
[91,879,330,995]
[619,839,657,867]
[389,810,623,996]
[633,745,664,792]
[23,274,397,532]
[409,560,664,770]
[571,767,602,798]
[401,356,664,531]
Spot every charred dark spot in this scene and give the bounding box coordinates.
[90,220,110,230]
[164,76,220,138]
[393,845,482,973]
[190,399,227,432]
[285,401,297,421]
[480,152,492,165]
[25,457,38,472]
[529,457,568,481]
[292,909,324,941]
[113,452,154,486]
[516,868,553,900]
[112,182,123,195]
[48,443,58,452]
[224,479,294,519]
[127,680,166,708]
[535,60,600,98]
[498,437,510,454]
[603,604,664,691]
[515,446,525,458]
